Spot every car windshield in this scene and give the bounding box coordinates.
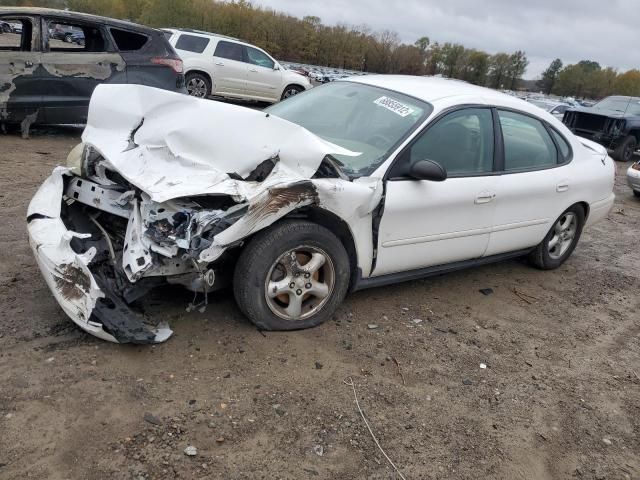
[265,82,431,177]
[595,97,640,115]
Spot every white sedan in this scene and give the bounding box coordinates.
[27,76,615,343]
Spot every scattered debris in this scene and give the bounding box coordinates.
[143,412,162,426]
[184,445,197,456]
[480,363,487,369]
[343,377,407,480]
[602,438,612,446]
[313,444,324,456]
[412,318,423,324]
[314,361,323,370]
[45,357,55,363]
[462,379,473,385]
[479,288,494,296]
[367,324,379,330]
[272,404,286,416]
[512,288,538,304]
[391,356,406,385]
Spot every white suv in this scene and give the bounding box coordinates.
[163,28,311,102]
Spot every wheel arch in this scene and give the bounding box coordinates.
[185,69,213,87]
[281,83,305,96]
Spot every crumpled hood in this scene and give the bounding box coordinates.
[82,84,357,203]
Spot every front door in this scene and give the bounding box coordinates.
[211,40,247,95]
[244,45,281,101]
[374,107,499,276]
[0,15,42,124]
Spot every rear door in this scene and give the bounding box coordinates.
[0,14,42,124]
[244,45,281,101]
[485,109,573,255]
[211,40,247,95]
[40,16,126,124]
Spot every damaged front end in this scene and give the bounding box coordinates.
[27,84,376,344]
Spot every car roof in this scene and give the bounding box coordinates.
[165,27,242,43]
[347,74,524,104]
[0,7,158,33]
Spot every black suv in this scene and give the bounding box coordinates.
[0,7,185,131]
[563,96,640,161]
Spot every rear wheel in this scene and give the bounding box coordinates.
[528,205,585,270]
[233,220,350,330]
[633,190,640,198]
[612,135,637,162]
[185,72,211,98]
[281,85,304,100]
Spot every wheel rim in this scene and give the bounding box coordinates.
[283,88,300,99]
[187,78,208,98]
[548,212,577,259]
[624,142,635,161]
[264,245,335,321]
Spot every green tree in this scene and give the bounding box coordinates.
[537,58,563,94]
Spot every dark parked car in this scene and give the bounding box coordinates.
[0,7,185,132]
[563,96,640,161]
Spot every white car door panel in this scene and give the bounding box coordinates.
[212,41,248,95]
[374,107,498,276]
[245,46,281,100]
[485,109,572,256]
[374,177,497,275]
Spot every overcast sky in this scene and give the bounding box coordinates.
[256,0,639,78]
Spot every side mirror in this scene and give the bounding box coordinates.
[408,159,447,181]
[273,64,280,71]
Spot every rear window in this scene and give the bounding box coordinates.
[175,34,209,53]
[110,28,148,51]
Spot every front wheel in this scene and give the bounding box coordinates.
[612,135,637,162]
[528,205,585,270]
[281,85,304,100]
[233,220,350,330]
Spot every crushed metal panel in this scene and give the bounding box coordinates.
[81,84,360,203]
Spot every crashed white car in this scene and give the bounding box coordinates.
[27,76,615,343]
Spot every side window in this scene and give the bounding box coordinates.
[245,46,274,69]
[174,34,209,54]
[405,108,494,176]
[213,40,243,62]
[47,20,107,52]
[498,110,558,170]
[110,28,148,51]
[549,128,571,161]
[0,18,33,51]
[553,105,568,115]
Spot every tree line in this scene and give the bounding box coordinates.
[4,0,639,98]
[537,58,640,99]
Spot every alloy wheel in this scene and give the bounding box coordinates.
[264,246,335,321]
[548,212,577,259]
[186,78,208,98]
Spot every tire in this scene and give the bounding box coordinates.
[528,204,585,270]
[64,33,73,43]
[185,72,211,98]
[233,220,350,331]
[612,135,637,162]
[280,85,304,101]
[633,190,640,198]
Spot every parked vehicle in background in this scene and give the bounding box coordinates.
[563,96,640,161]
[27,75,614,343]
[0,7,185,131]
[164,28,311,102]
[627,160,640,197]
[528,99,571,120]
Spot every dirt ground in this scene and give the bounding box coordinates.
[0,127,638,480]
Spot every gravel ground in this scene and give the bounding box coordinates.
[0,126,638,480]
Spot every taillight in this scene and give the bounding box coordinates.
[151,57,183,74]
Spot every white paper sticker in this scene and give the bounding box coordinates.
[373,96,415,117]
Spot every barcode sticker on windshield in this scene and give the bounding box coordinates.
[374,96,415,117]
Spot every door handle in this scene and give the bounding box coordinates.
[249,68,258,72]
[556,182,569,193]
[475,193,496,204]
[215,62,224,66]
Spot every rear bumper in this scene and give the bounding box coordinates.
[27,168,172,344]
[585,193,615,226]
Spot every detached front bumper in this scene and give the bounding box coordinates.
[26,167,172,344]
